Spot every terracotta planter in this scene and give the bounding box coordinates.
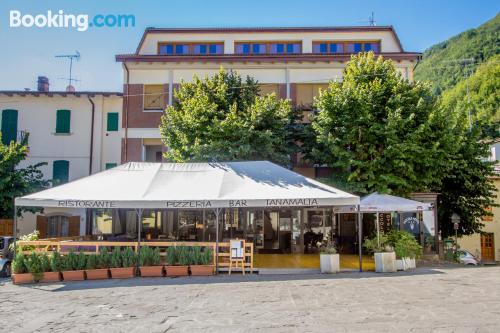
[190,265,214,276]
[165,265,189,277]
[85,268,109,280]
[12,273,34,284]
[139,266,164,277]
[110,267,136,279]
[62,270,85,281]
[40,272,61,283]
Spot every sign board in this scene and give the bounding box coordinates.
[454,222,459,230]
[378,213,392,234]
[230,240,244,259]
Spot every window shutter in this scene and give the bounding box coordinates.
[36,215,48,239]
[1,109,18,144]
[69,216,80,236]
[56,109,71,133]
[53,160,69,184]
[106,113,119,131]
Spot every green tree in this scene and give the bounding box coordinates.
[309,52,453,195]
[0,134,50,218]
[440,55,500,138]
[160,68,297,166]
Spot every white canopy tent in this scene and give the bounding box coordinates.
[16,161,360,209]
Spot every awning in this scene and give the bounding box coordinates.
[341,192,432,213]
[15,161,360,209]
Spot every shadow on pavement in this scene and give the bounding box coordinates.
[9,267,450,292]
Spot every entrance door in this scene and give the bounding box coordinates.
[481,233,495,261]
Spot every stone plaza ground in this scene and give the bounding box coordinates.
[1,266,500,332]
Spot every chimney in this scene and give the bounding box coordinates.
[66,85,75,92]
[37,76,49,92]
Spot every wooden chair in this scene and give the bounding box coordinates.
[229,239,245,275]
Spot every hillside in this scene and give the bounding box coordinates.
[414,13,500,94]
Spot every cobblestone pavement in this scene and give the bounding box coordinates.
[1,266,500,333]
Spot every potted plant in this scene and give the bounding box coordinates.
[387,230,422,271]
[61,250,86,281]
[364,234,396,273]
[25,252,44,283]
[40,253,61,283]
[48,251,64,282]
[110,247,136,279]
[165,246,189,277]
[190,246,214,276]
[318,235,340,274]
[139,246,163,277]
[85,251,109,280]
[11,252,33,284]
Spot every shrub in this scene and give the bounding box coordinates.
[121,247,137,268]
[166,247,177,265]
[51,252,63,272]
[151,247,161,266]
[26,252,43,281]
[76,251,87,270]
[40,254,51,272]
[190,246,201,265]
[98,247,111,269]
[63,251,79,271]
[86,254,98,270]
[363,234,390,254]
[12,252,27,274]
[200,248,213,265]
[178,247,191,266]
[387,230,423,259]
[110,247,122,268]
[139,247,161,266]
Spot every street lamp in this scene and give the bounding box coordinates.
[451,213,461,255]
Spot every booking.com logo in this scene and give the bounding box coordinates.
[9,10,135,31]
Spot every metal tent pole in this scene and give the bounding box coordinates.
[214,208,221,275]
[136,208,143,255]
[13,201,17,256]
[376,211,380,248]
[358,205,363,272]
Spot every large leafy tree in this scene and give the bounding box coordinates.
[0,134,50,218]
[160,69,297,166]
[309,52,453,196]
[309,52,496,236]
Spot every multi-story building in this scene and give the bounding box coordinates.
[0,77,122,235]
[116,26,420,177]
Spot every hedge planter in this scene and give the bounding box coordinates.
[320,254,340,274]
[86,269,109,280]
[374,252,396,273]
[40,272,61,283]
[190,265,214,276]
[166,266,189,277]
[62,270,86,281]
[12,273,34,284]
[110,267,136,279]
[396,258,416,271]
[140,266,164,277]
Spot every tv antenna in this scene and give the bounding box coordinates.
[55,51,81,89]
[358,12,376,26]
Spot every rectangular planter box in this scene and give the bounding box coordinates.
[110,267,136,279]
[40,272,61,283]
[166,265,189,277]
[140,266,164,277]
[86,268,109,280]
[396,258,417,271]
[374,252,396,273]
[320,254,340,273]
[12,273,34,284]
[62,270,85,281]
[190,265,214,276]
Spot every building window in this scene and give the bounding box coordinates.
[312,41,379,54]
[93,209,113,235]
[158,42,223,55]
[1,109,18,145]
[144,84,166,110]
[106,112,119,131]
[55,109,71,134]
[105,163,117,170]
[47,215,70,238]
[53,160,69,184]
[235,41,301,54]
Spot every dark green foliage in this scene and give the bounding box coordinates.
[121,247,137,267]
[25,252,43,281]
[86,254,98,270]
[12,252,27,274]
[50,251,63,272]
[166,246,177,265]
[386,230,423,259]
[98,247,111,269]
[63,251,79,271]
[0,133,50,218]
[110,247,122,268]
[177,247,191,266]
[139,246,161,266]
[414,13,500,94]
[160,68,297,166]
[39,254,51,272]
[200,247,213,265]
[76,251,87,270]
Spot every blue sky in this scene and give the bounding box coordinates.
[0,0,498,91]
